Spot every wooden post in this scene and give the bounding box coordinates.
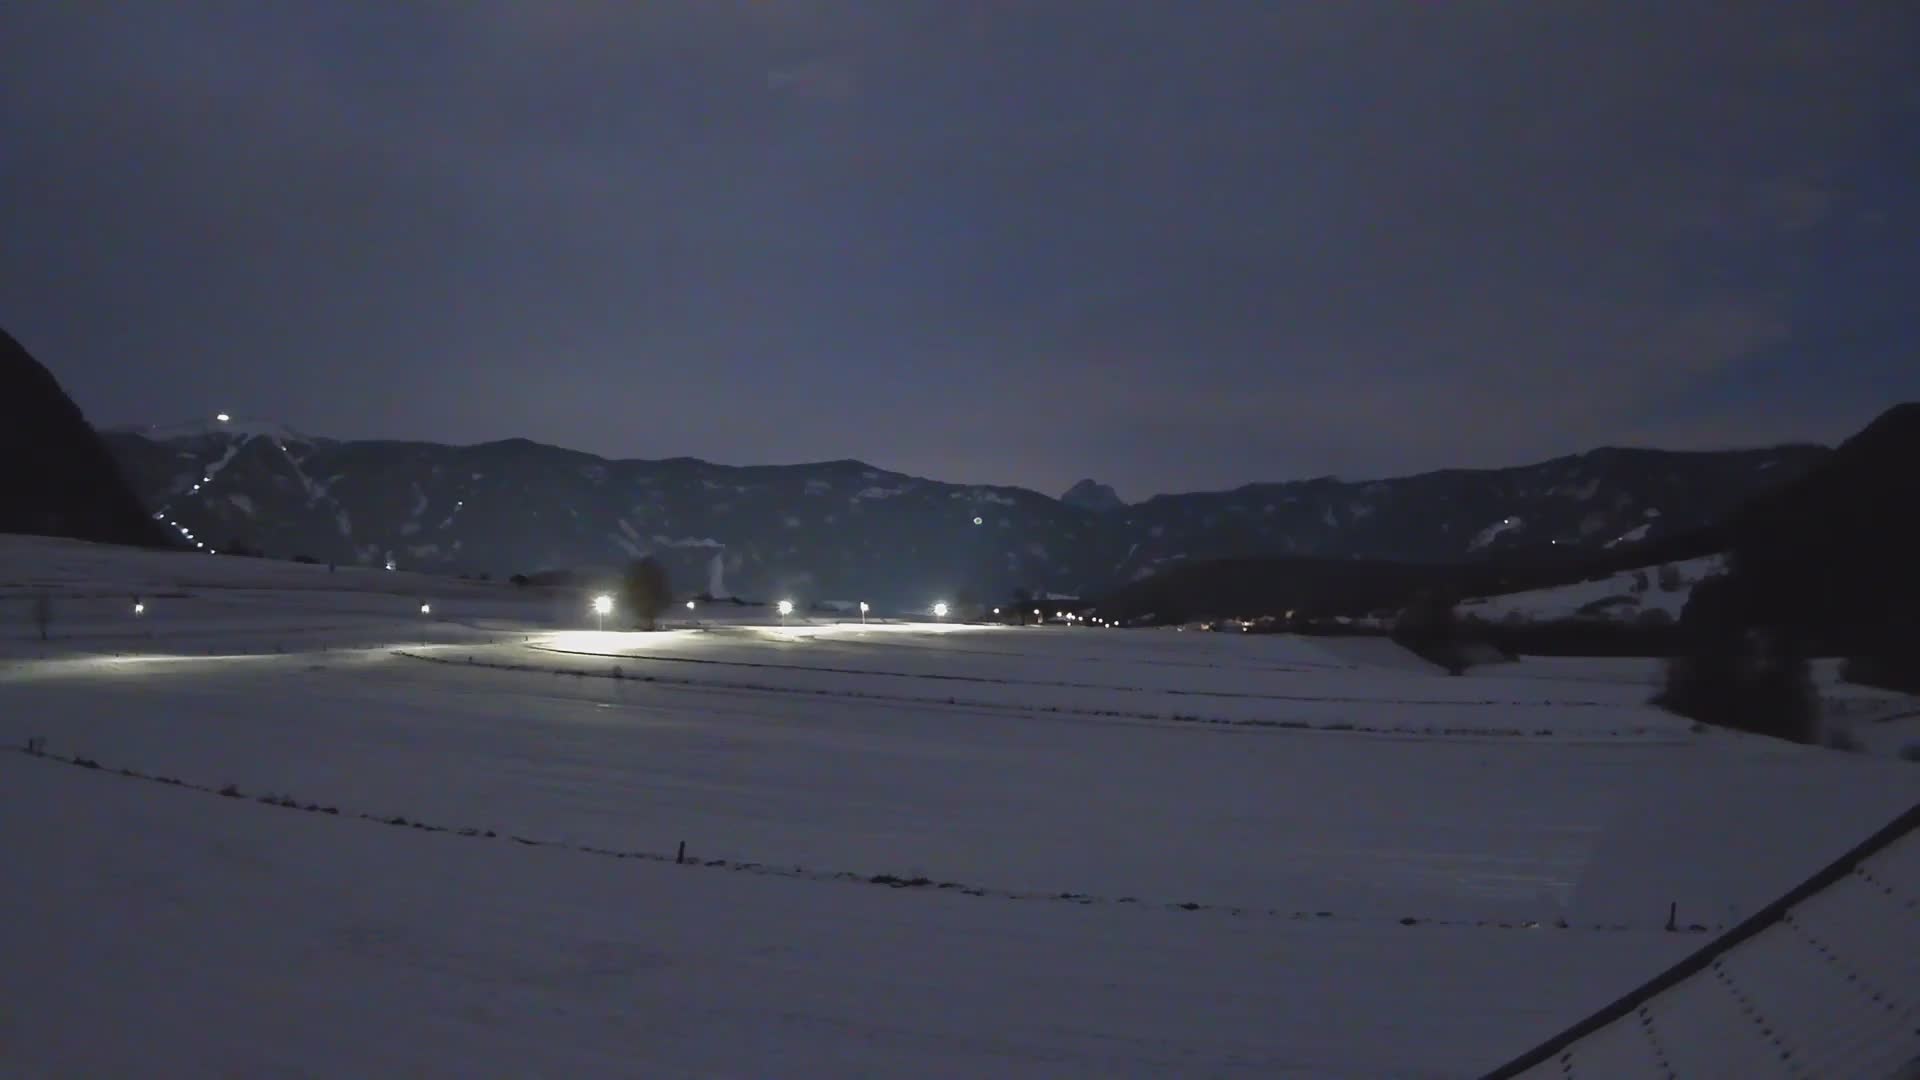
[676,841,686,865]
[1665,901,1677,932]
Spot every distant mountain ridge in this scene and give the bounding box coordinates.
[1061,479,1125,513]
[97,419,1825,605]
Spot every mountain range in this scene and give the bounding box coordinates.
[97,417,1823,607]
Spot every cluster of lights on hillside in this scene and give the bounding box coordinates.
[146,412,246,555]
[147,422,1113,635]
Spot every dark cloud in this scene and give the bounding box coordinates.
[3,2,1915,497]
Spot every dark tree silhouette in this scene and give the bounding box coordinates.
[1393,587,1468,674]
[1654,573,1817,743]
[1010,587,1034,626]
[621,557,672,631]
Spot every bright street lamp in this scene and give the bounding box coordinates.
[778,599,794,625]
[686,599,696,611]
[419,603,431,615]
[859,601,869,624]
[933,602,949,619]
[133,602,145,616]
[592,594,613,631]
[216,413,230,423]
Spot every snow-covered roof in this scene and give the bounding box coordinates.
[1487,802,1920,1078]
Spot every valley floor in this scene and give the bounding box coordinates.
[3,536,1916,1077]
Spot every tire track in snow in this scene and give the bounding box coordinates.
[11,741,1712,937]
[400,649,1671,743]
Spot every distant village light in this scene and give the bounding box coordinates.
[216,413,230,423]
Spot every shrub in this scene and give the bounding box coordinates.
[1821,726,1865,753]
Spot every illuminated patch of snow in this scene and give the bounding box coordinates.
[1461,555,1724,622]
[1604,523,1652,549]
[226,493,254,516]
[1469,516,1525,551]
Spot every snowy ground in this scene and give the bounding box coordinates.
[3,536,1916,1077]
[1458,555,1724,624]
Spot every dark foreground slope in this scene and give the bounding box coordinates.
[0,327,169,548]
[1714,402,1920,655]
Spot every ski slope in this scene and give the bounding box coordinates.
[3,536,1916,1076]
[1459,555,1724,624]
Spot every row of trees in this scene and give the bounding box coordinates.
[1654,572,1819,742]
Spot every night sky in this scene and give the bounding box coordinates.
[3,4,1916,498]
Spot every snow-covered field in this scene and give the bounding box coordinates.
[3,536,1916,1077]
[1459,555,1724,624]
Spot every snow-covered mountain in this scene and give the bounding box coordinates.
[99,423,1825,605]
